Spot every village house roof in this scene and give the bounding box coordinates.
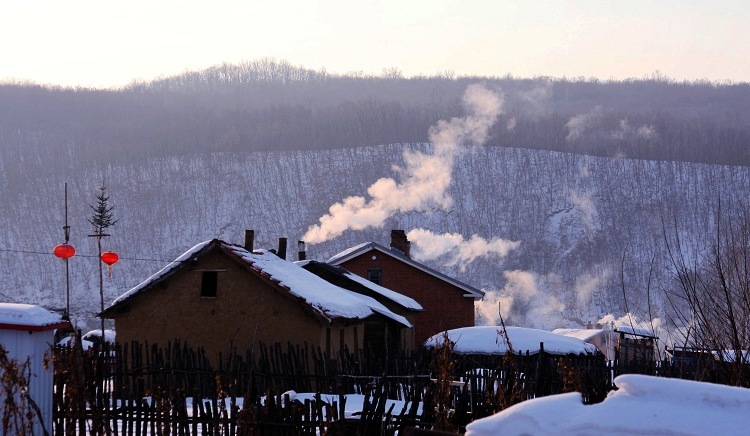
[327,242,485,299]
[615,326,658,339]
[298,260,424,311]
[0,303,70,332]
[425,326,597,356]
[553,328,612,342]
[103,239,409,325]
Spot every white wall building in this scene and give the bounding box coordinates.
[0,303,70,435]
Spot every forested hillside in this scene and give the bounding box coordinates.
[2,59,749,167]
[0,59,748,336]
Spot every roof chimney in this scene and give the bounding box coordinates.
[390,229,411,258]
[277,237,287,260]
[244,230,255,252]
[298,240,306,261]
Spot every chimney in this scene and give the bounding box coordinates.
[277,237,287,260]
[244,230,255,252]
[586,321,593,329]
[298,240,306,261]
[390,229,411,258]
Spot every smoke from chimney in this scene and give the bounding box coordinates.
[302,84,504,244]
[406,229,520,271]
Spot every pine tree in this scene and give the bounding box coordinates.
[88,186,118,235]
[88,185,117,342]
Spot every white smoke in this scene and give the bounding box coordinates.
[565,106,604,141]
[406,229,520,271]
[612,119,657,140]
[570,190,598,235]
[574,270,608,307]
[303,84,504,244]
[476,270,566,330]
[518,81,553,117]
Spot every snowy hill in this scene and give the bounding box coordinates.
[0,143,747,331]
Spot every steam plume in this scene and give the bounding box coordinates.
[303,84,504,244]
[407,229,520,271]
[476,270,566,329]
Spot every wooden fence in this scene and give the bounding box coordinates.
[50,339,612,434]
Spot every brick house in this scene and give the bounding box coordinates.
[300,259,423,355]
[100,232,411,362]
[327,230,484,346]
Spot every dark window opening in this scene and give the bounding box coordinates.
[201,271,218,298]
[368,269,382,285]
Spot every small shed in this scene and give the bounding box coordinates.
[615,326,658,367]
[0,303,70,435]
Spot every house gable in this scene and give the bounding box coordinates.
[108,247,325,358]
[328,242,484,300]
[329,243,480,346]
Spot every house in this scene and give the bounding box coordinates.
[554,323,617,361]
[100,231,412,362]
[425,326,597,356]
[0,303,71,435]
[614,326,658,367]
[299,259,423,354]
[327,230,484,346]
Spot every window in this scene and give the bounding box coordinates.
[201,271,218,298]
[367,269,382,285]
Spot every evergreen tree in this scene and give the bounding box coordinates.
[88,186,118,235]
[88,185,117,341]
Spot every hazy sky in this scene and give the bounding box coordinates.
[1,0,748,88]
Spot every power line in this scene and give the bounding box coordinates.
[0,248,182,263]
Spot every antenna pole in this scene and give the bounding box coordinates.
[63,183,71,320]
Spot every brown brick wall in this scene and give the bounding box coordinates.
[339,249,475,346]
[109,248,363,362]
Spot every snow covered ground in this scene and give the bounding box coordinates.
[465,374,750,435]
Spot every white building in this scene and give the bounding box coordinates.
[553,325,617,361]
[0,303,70,435]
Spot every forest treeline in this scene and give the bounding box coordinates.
[1,58,749,169]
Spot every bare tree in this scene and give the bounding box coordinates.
[663,200,750,386]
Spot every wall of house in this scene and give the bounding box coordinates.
[110,249,361,362]
[339,250,475,346]
[0,328,55,435]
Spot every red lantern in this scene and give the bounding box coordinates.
[53,244,76,259]
[100,251,119,265]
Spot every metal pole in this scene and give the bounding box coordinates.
[63,183,71,320]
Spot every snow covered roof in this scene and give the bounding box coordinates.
[465,374,750,435]
[553,328,612,342]
[615,326,658,338]
[328,242,484,299]
[298,260,423,311]
[0,303,70,331]
[224,244,380,322]
[111,240,212,306]
[106,239,410,324]
[425,326,597,356]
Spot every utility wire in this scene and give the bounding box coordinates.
[0,248,183,263]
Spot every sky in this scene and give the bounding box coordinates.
[1,0,748,89]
